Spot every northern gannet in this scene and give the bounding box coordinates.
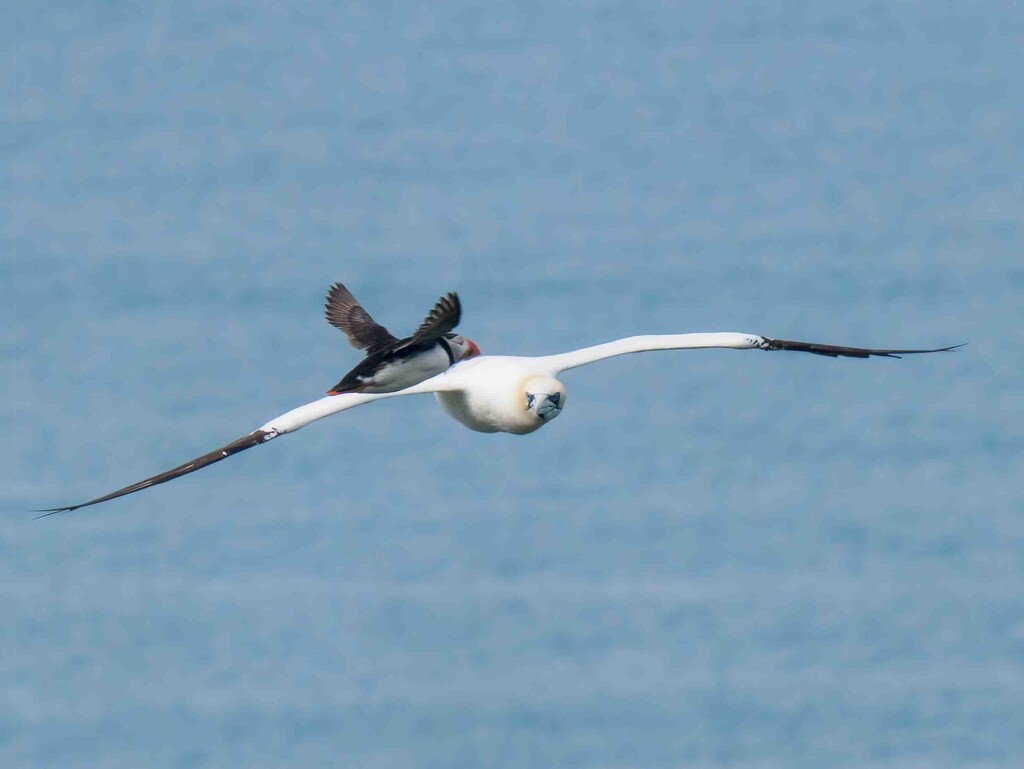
[37,332,961,515]
[324,283,479,394]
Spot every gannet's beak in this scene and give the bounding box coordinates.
[463,339,481,359]
[535,392,561,419]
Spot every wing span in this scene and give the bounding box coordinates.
[36,373,461,517]
[34,429,278,517]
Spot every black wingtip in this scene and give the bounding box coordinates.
[31,429,276,519]
[878,343,967,359]
[891,342,968,358]
[32,507,74,520]
[762,337,967,359]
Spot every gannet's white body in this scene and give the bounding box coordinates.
[435,357,554,435]
[39,332,960,515]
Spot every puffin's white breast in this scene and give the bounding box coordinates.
[364,345,449,392]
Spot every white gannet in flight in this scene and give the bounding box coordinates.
[37,332,961,516]
[324,283,479,394]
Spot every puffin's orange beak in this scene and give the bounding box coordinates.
[463,339,481,359]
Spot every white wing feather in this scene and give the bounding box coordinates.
[262,371,462,434]
[537,333,763,375]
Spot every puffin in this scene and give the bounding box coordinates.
[38,329,962,515]
[323,282,480,394]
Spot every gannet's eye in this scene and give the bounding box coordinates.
[546,392,561,407]
[526,393,536,409]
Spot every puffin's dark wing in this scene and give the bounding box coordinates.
[324,282,399,354]
[411,291,461,341]
[34,430,275,517]
[762,337,965,359]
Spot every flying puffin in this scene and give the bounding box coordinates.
[323,282,480,394]
[38,324,962,515]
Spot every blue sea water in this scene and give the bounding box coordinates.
[3,1,1023,767]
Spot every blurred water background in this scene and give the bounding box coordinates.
[3,1,1022,767]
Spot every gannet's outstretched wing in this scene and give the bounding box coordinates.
[537,333,964,374]
[35,430,278,516]
[36,375,460,517]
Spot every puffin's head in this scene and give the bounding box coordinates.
[523,376,566,425]
[445,334,481,360]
